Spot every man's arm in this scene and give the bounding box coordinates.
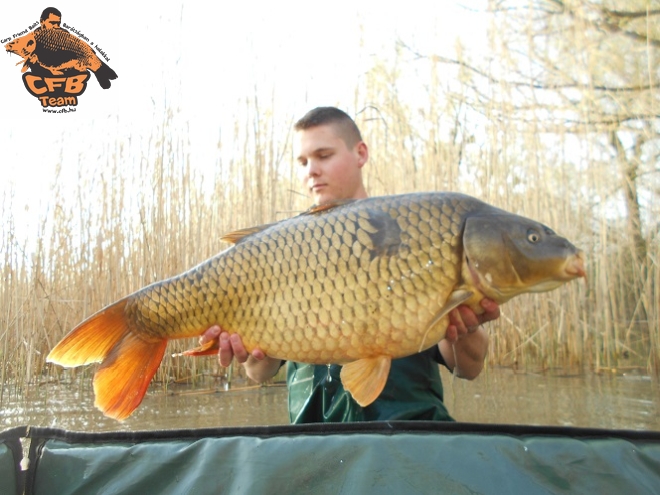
[199,326,281,383]
[438,298,499,379]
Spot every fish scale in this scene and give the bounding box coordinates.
[124,194,465,363]
[36,29,99,66]
[47,192,586,420]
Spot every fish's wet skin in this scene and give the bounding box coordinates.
[47,192,586,420]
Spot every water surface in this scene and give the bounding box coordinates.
[2,367,659,432]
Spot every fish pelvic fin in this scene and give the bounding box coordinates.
[93,333,167,421]
[419,290,473,352]
[47,298,131,367]
[340,356,392,407]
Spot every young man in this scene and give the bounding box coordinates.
[201,107,499,422]
[39,7,64,30]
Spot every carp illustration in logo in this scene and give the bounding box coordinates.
[6,28,117,88]
[4,7,118,110]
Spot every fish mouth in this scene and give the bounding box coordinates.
[463,248,586,302]
[563,251,587,281]
[564,251,587,283]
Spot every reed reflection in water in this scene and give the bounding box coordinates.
[2,368,659,432]
[441,367,660,430]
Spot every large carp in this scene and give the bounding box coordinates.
[47,192,585,420]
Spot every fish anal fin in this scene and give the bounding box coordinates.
[419,290,474,352]
[340,356,391,407]
[47,299,130,367]
[93,333,167,421]
[180,339,219,357]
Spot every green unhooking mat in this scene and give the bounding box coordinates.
[0,426,25,495]
[2,422,660,494]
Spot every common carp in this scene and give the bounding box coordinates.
[47,192,585,420]
[5,28,117,89]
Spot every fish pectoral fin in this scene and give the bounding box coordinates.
[419,290,474,352]
[179,339,219,357]
[340,356,391,407]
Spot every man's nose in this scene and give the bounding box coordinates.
[307,159,321,176]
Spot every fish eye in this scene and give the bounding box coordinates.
[527,229,541,243]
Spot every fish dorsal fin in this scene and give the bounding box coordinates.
[418,290,473,352]
[222,199,355,244]
[340,355,392,407]
[304,199,356,216]
[221,223,276,244]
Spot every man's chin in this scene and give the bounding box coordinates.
[312,190,329,204]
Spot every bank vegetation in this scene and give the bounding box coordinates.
[1,0,657,399]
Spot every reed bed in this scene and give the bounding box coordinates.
[1,2,657,401]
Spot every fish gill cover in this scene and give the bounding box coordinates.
[3,6,118,112]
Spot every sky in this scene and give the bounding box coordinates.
[0,1,490,247]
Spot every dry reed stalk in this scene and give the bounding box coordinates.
[0,5,657,402]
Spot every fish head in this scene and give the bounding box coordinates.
[462,213,585,302]
[5,32,36,58]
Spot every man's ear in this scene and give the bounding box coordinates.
[356,141,369,168]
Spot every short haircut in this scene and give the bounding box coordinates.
[40,7,62,22]
[294,107,363,148]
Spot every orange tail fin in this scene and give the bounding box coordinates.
[47,298,168,421]
[93,333,167,420]
[47,299,131,366]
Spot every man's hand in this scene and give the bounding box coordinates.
[439,298,498,379]
[199,326,281,383]
[444,298,500,344]
[199,325,266,366]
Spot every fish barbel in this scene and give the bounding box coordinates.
[47,192,586,420]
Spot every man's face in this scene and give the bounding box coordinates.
[294,125,367,205]
[41,14,61,29]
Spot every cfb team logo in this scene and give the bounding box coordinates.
[3,7,117,111]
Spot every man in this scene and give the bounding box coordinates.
[201,107,499,422]
[39,7,64,30]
